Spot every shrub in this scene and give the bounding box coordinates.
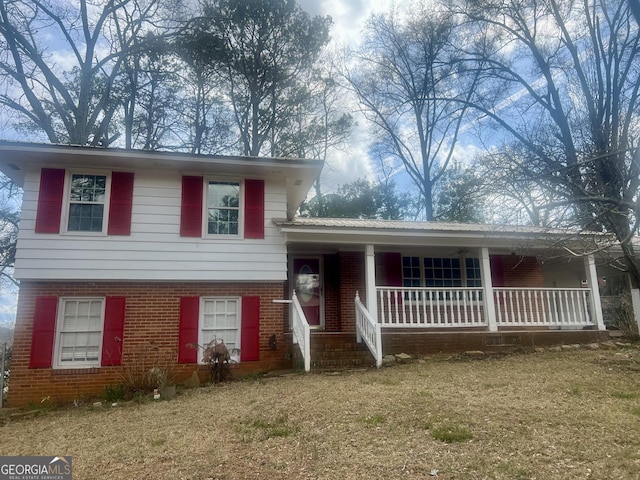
[102,384,126,403]
[117,346,176,395]
[609,296,639,340]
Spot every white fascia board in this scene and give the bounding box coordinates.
[0,141,323,187]
[278,225,607,251]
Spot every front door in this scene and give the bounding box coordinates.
[293,257,324,328]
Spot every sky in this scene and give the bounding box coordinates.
[296,0,483,193]
[297,0,399,189]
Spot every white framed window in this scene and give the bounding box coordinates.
[199,297,241,363]
[64,172,111,233]
[403,256,482,288]
[206,180,241,236]
[54,297,105,368]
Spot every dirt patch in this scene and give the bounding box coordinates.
[1,347,640,479]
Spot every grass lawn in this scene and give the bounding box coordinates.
[2,346,640,479]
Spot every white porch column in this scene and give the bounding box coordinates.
[365,244,378,323]
[584,254,605,330]
[630,289,640,335]
[480,247,498,332]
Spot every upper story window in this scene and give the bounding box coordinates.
[180,176,264,239]
[207,181,240,235]
[35,168,134,236]
[68,174,108,232]
[54,297,105,368]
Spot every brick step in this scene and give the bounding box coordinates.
[312,357,375,369]
[310,349,374,360]
[310,343,369,352]
[308,333,375,370]
[291,333,376,370]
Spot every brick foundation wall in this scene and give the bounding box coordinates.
[382,329,609,355]
[8,281,291,408]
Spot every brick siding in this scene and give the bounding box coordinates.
[8,281,290,407]
[499,255,545,287]
[337,251,365,333]
[382,329,609,355]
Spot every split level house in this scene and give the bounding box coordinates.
[0,142,613,407]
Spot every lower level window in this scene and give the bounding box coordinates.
[199,298,241,363]
[55,298,105,368]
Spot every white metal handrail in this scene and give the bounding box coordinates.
[291,291,311,372]
[355,292,382,368]
[273,291,311,372]
[493,287,592,326]
[377,286,486,327]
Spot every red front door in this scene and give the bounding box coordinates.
[293,258,322,327]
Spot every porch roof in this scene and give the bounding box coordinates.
[274,217,613,252]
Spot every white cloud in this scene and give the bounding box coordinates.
[298,0,398,48]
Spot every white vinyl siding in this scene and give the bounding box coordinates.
[55,298,105,368]
[15,168,288,281]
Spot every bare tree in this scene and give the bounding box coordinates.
[0,0,168,145]
[174,29,237,154]
[457,0,640,285]
[182,0,332,157]
[274,58,353,216]
[345,4,481,220]
[0,174,19,288]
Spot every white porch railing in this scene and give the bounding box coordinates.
[494,288,593,327]
[376,286,594,328]
[355,292,382,368]
[274,291,311,372]
[377,287,486,327]
[291,291,311,372]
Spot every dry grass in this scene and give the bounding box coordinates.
[2,347,640,479]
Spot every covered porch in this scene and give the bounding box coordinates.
[275,218,609,370]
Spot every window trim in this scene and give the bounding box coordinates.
[53,297,106,369]
[198,296,242,364]
[402,255,482,289]
[203,178,244,238]
[61,170,112,235]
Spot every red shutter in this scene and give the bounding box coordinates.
[241,296,260,361]
[244,179,265,239]
[490,255,505,287]
[376,252,403,305]
[101,297,126,366]
[35,168,65,234]
[178,297,199,363]
[180,176,203,237]
[379,252,403,286]
[107,172,134,235]
[30,296,58,368]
